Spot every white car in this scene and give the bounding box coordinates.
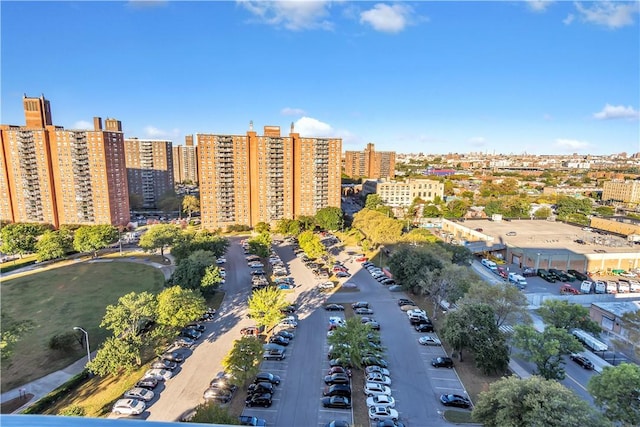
[366,373,391,386]
[366,394,396,408]
[418,336,442,346]
[365,365,390,376]
[112,398,146,416]
[364,382,392,397]
[123,387,154,402]
[279,318,298,328]
[368,405,399,422]
[216,258,226,264]
[318,281,335,290]
[407,309,427,319]
[144,369,173,381]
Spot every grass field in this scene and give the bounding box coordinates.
[1,262,165,391]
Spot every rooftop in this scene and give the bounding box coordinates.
[591,301,640,317]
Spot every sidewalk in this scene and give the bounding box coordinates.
[1,353,94,413]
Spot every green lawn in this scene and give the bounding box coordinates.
[1,262,165,391]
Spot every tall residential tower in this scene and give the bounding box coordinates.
[124,138,174,209]
[344,143,396,179]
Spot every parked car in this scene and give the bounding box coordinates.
[415,323,435,332]
[418,335,442,346]
[323,384,351,397]
[375,421,406,427]
[180,328,201,340]
[263,348,286,360]
[355,256,368,262]
[275,330,295,340]
[388,285,403,292]
[364,382,392,397]
[352,302,370,309]
[240,326,264,336]
[322,395,352,409]
[330,358,353,368]
[203,387,234,403]
[112,398,145,416]
[365,365,390,376]
[431,357,454,368]
[365,373,391,386]
[537,269,556,283]
[366,321,381,330]
[123,387,154,402]
[362,357,388,368]
[248,382,274,395]
[319,281,336,290]
[151,359,178,370]
[368,405,399,422]
[366,394,396,409]
[186,323,206,333]
[161,351,184,363]
[549,269,573,282]
[568,270,589,281]
[560,284,580,295]
[324,421,351,427]
[569,354,594,370]
[174,336,195,347]
[324,373,351,385]
[144,368,173,381]
[440,393,472,408]
[254,372,281,385]
[355,308,375,315]
[325,304,345,311]
[269,335,290,346]
[278,317,298,328]
[245,393,273,407]
[135,377,158,390]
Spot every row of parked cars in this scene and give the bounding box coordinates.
[362,261,398,288]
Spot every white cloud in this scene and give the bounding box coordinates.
[593,104,640,120]
[73,120,93,130]
[360,3,413,33]
[526,0,554,13]
[555,138,592,151]
[574,1,640,29]
[281,107,306,116]
[144,126,180,139]
[238,0,333,31]
[293,116,358,145]
[468,136,487,146]
[563,13,575,25]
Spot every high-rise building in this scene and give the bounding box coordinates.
[344,143,395,179]
[602,180,640,205]
[124,138,174,209]
[172,135,198,184]
[0,95,130,228]
[197,122,341,230]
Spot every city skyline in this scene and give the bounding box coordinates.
[2,1,639,155]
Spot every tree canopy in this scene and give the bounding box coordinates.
[537,300,601,335]
[588,363,640,426]
[156,286,206,328]
[247,287,288,332]
[0,223,50,257]
[73,224,118,257]
[473,375,608,427]
[182,195,200,219]
[170,230,228,263]
[327,316,382,370]
[87,336,141,376]
[222,337,263,386]
[35,229,73,262]
[315,206,344,231]
[352,209,403,247]
[139,224,183,258]
[100,291,157,338]
[460,281,530,327]
[170,250,216,290]
[297,230,326,259]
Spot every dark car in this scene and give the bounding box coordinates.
[324,421,351,427]
[352,302,370,309]
[174,336,195,347]
[324,373,351,385]
[275,330,295,340]
[323,384,352,397]
[440,393,471,408]
[325,304,345,311]
[415,323,435,332]
[329,358,354,368]
[321,395,352,409]
[180,328,202,340]
[398,299,415,306]
[203,387,234,403]
[161,351,184,363]
[537,269,556,283]
[549,269,573,282]
[248,382,274,395]
[336,271,351,278]
[280,305,297,314]
[570,354,594,370]
[269,335,290,346]
[376,421,406,427]
[254,372,281,385]
[151,359,178,370]
[185,323,205,333]
[432,357,454,368]
[365,321,381,330]
[410,316,431,326]
[210,377,238,392]
[355,308,374,315]
[568,270,589,281]
[362,357,388,368]
[245,393,273,407]
[135,376,158,390]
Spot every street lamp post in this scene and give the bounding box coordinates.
[73,327,91,365]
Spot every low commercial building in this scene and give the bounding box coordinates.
[590,301,640,336]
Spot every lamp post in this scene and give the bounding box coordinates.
[73,327,91,365]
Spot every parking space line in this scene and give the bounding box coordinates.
[431,377,461,381]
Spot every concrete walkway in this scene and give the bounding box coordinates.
[1,251,176,413]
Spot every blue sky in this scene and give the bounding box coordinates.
[2,1,639,155]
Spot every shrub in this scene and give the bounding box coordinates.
[58,405,85,416]
[49,332,79,352]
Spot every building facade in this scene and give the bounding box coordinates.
[602,180,640,205]
[124,138,174,209]
[0,95,130,228]
[172,135,199,184]
[344,143,395,179]
[363,178,444,207]
[197,123,341,230]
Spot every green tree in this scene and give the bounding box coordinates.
[157,190,181,212]
[297,230,327,259]
[170,250,216,290]
[484,200,504,217]
[87,336,141,376]
[388,245,444,294]
[556,196,592,218]
[247,287,288,332]
[420,264,475,320]
[365,194,384,210]
[534,206,552,218]
[442,303,501,362]
[0,222,50,257]
[444,199,469,218]
[315,206,344,231]
[460,281,530,328]
[438,243,473,266]
[182,195,200,219]
[73,224,118,257]
[512,325,582,380]
[188,401,238,424]
[170,231,228,263]
[100,291,157,338]
[275,219,302,236]
[35,229,73,262]
[139,224,183,258]
[156,286,206,328]
[537,300,601,335]
[327,317,382,370]
[222,337,263,386]
[422,204,441,218]
[200,265,224,295]
[472,375,609,427]
[402,228,438,244]
[254,222,271,234]
[58,405,86,416]
[0,313,35,361]
[296,215,316,231]
[248,232,271,258]
[443,180,455,196]
[588,363,640,426]
[594,206,615,216]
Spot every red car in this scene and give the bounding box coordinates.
[560,284,580,295]
[355,256,368,262]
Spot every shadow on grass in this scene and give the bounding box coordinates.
[443,409,475,424]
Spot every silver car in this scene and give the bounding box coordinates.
[123,387,155,402]
[112,398,146,416]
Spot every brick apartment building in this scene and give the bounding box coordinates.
[0,95,130,228]
[173,135,198,184]
[344,143,396,179]
[124,138,174,209]
[197,122,341,230]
